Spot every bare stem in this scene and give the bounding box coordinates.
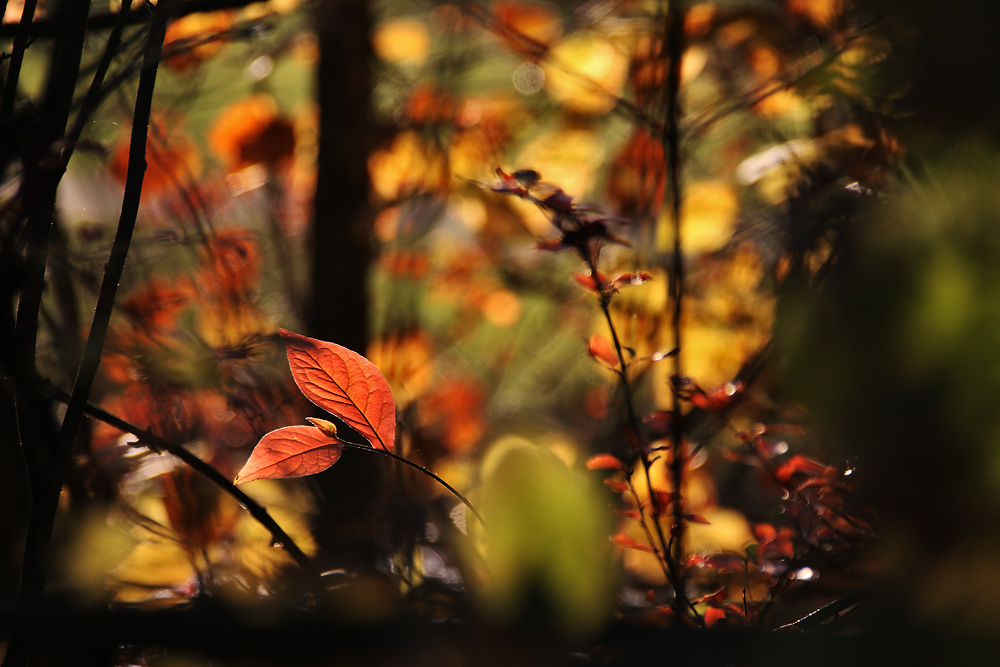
[44,385,324,584]
[336,441,485,528]
[664,0,689,618]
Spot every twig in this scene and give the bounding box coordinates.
[58,0,136,172]
[0,0,37,118]
[59,0,177,479]
[775,578,884,630]
[3,4,175,665]
[0,0,264,39]
[4,2,99,664]
[336,442,486,528]
[664,0,689,619]
[45,385,324,583]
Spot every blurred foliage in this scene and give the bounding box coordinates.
[10,0,1000,662]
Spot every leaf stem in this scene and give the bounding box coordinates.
[337,441,486,528]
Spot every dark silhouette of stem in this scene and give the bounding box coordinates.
[664,0,689,619]
[4,1,97,663]
[59,0,177,487]
[337,441,485,529]
[582,252,674,586]
[45,388,323,584]
[58,0,136,172]
[3,4,174,665]
[0,0,263,38]
[0,0,37,118]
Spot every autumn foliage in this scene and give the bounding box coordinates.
[6,0,993,664]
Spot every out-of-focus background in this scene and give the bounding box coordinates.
[4,0,1000,663]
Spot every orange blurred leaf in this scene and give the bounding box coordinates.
[588,334,619,368]
[586,453,625,470]
[573,271,612,293]
[235,425,344,484]
[704,605,728,628]
[692,586,728,605]
[690,381,744,412]
[280,329,396,452]
[614,271,653,287]
[774,455,829,485]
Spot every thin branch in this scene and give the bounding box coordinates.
[44,385,323,583]
[664,0,689,619]
[58,0,136,172]
[0,0,37,118]
[0,0,264,39]
[775,578,885,630]
[336,441,485,528]
[59,0,177,476]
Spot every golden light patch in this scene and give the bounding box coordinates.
[373,17,430,65]
[542,32,628,115]
[658,181,739,255]
[482,288,523,328]
[368,131,449,201]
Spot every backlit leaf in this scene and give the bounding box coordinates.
[588,334,619,368]
[279,329,396,451]
[573,271,612,293]
[704,605,728,628]
[585,453,625,470]
[235,425,344,484]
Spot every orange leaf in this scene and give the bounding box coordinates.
[235,425,344,484]
[588,334,619,368]
[572,271,612,293]
[704,606,727,628]
[693,586,727,605]
[586,453,625,470]
[690,381,743,412]
[280,329,396,452]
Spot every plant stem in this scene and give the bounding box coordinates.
[45,386,324,584]
[0,0,37,119]
[664,0,689,618]
[58,0,136,172]
[337,442,486,528]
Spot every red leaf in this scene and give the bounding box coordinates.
[614,271,652,287]
[588,334,619,368]
[690,381,744,412]
[279,329,396,451]
[697,553,746,572]
[685,513,712,525]
[572,271,612,293]
[704,606,727,628]
[586,453,625,470]
[774,454,828,484]
[692,586,727,605]
[612,534,654,553]
[235,425,344,483]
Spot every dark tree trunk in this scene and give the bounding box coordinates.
[308,0,384,574]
